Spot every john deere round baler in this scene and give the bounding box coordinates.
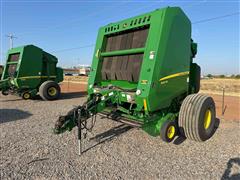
[54,7,217,154]
[0,45,63,100]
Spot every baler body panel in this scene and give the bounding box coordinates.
[88,7,192,114]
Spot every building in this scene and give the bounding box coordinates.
[63,68,79,76]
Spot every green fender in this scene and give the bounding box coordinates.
[142,113,178,137]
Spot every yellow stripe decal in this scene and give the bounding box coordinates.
[143,99,148,111]
[141,80,148,84]
[19,76,56,79]
[159,71,189,81]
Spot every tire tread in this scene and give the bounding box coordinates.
[179,93,215,142]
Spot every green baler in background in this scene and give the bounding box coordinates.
[0,45,63,100]
[54,7,217,154]
[0,65,3,79]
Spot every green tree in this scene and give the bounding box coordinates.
[207,74,212,78]
[235,74,240,79]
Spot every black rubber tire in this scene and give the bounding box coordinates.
[178,94,216,142]
[2,90,9,96]
[22,92,31,100]
[160,120,177,143]
[39,81,60,101]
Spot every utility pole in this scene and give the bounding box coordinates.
[6,34,17,49]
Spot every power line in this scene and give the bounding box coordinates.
[192,12,239,24]
[51,44,95,53]
[52,11,239,53]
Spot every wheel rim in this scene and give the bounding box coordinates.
[167,125,175,139]
[204,109,212,129]
[48,87,57,96]
[24,93,30,99]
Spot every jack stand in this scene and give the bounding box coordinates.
[77,109,82,156]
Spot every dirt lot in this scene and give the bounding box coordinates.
[1,82,240,179]
[63,76,240,97]
[60,81,87,93]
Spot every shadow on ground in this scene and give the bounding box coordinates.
[0,95,22,102]
[30,91,87,101]
[0,109,32,124]
[222,158,240,180]
[82,124,133,153]
[1,99,23,102]
[60,92,87,100]
[173,118,220,145]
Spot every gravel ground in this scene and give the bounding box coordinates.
[0,93,240,180]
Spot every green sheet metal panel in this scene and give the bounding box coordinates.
[1,45,62,90]
[88,7,193,113]
[17,45,43,89]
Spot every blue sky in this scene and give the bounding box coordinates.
[1,0,239,75]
